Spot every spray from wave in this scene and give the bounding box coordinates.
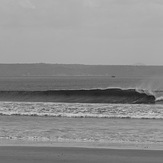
[133,76,163,103]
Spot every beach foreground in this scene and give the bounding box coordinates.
[0,146,163,163]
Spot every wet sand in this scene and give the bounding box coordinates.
[0,146,162,163]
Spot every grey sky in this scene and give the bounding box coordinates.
[0,0,163,65]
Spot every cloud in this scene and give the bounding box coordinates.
[83,0,100,8]
[1,0,163,39]
[110,0,163,5]
[18,0,36,9]
[0,0,36,10]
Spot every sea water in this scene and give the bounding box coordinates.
[0,76,163,149]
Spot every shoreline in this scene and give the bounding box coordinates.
[1,140,163,151]
[0,145,163,163]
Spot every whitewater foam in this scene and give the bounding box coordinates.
[0,102,163,119]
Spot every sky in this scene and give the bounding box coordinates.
[0,0,163,65]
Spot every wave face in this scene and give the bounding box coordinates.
[0,88,155,104]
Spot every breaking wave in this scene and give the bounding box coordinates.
[0,88,156,104]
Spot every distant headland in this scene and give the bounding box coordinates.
[0,63,163,77]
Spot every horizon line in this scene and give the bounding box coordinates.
[0,63,161,66]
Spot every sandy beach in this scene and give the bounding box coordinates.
[0,146,162,163]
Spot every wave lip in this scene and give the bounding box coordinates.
[0,88,156,104]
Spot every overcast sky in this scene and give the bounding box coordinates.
[0,0,163,65]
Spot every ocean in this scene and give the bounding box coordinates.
[0,76,163,149]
